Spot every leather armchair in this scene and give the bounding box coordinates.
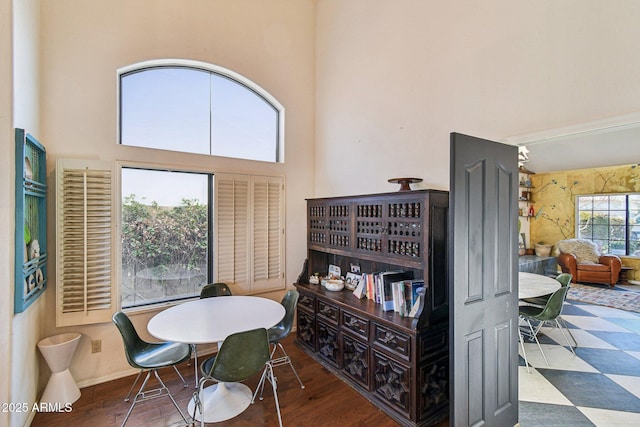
[556,239,622,287]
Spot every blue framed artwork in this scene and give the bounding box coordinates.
[15,128,48,313]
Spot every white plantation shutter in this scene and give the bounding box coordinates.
[215,175,250,292]
[56,159,116,327]
[252,177,284,290]
[215,173,284,294]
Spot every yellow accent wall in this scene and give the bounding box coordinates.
[531,163,640,279]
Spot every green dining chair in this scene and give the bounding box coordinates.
[520,273,577,347]
[112,311,191,427]
[191,328,282,427]
[191,282,233,385]
[256,290,304,401]
[199,282,232,299]
[519,286,575,367]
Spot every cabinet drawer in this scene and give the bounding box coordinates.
[372,323,411,361]
[298,292,315,312]
[317,299,339,325]
[341,309,369,340]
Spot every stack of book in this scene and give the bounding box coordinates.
[352,271,424,317]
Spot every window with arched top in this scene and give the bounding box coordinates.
[119,60,283,162]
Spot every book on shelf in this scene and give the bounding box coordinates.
[391,279,425,317]
[352,274,366,299]
[379,271,413,311]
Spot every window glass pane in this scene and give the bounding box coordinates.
[121,68,211,154]
[578,196,593,210]
[121,168,209,308]
[591,212,609,226]
[592,196,610,210]
[609,240,625,255]
[591,225,609,240]
[211,75,278,162]
[609,195,626,210]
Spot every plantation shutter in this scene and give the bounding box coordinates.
[215,174,250,292]
[56,159,116,327]
[252,176,284,291]
[214,173,284,294]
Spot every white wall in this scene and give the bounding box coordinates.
[315,0,640,197]
[33,0,315,389]
[0,1,13,424]
[6,0,43,425]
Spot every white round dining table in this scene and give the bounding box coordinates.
[518,272,561,300]
[147,295,285,423]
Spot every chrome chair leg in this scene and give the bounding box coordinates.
[558,316,578,347]
[259,342,304,400]
[518,327,530,374]
[252,362,282,427]
[523,318,549,366]
[191,343,199,388]
[121,369,188,427]
[554,319,576,355]
[124,370,143,402]
[173,365,188,388]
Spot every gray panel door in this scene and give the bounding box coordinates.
[449,133,519,426]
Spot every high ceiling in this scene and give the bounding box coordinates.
[506,115,640,174]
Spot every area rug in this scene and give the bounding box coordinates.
[567,283,640,314]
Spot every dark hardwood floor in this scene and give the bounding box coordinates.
[32,335,449,426]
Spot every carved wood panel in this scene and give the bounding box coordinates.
[418,356,449,420]
[372,323,411,361]
[297,310,316,351]
[318,299,339,325]
[341,309,369,340]
[317,320,340,367]
[342,333,369,389]
[372,350,411,415]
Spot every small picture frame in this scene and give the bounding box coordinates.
[328,264,341,279]
[345,272,362,291]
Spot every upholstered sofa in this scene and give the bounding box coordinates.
[556,239,622,287]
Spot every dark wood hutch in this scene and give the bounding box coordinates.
[295,189,449,427]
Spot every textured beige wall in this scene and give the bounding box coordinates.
[36,0,315,387]
[315,1,640,197]
[531,163,640,279]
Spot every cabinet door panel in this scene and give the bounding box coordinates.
[297,310,316,351]
[327,202,351,250]
[372,350,411,416]
[418,355,449,420]
[317,320,340,367]
[342,333,370,389]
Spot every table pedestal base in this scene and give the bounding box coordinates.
[188,382,252,422]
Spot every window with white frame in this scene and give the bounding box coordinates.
[55,60,286,326]
[119,61,283,162]
[57,162,285,324]
[576,193,640,256]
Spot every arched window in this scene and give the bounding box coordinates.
[119,60,283,162]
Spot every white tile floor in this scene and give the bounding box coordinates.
[519,298,640,426]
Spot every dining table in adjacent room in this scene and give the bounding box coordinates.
[147,295,286,423]
[518,271,561,300]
